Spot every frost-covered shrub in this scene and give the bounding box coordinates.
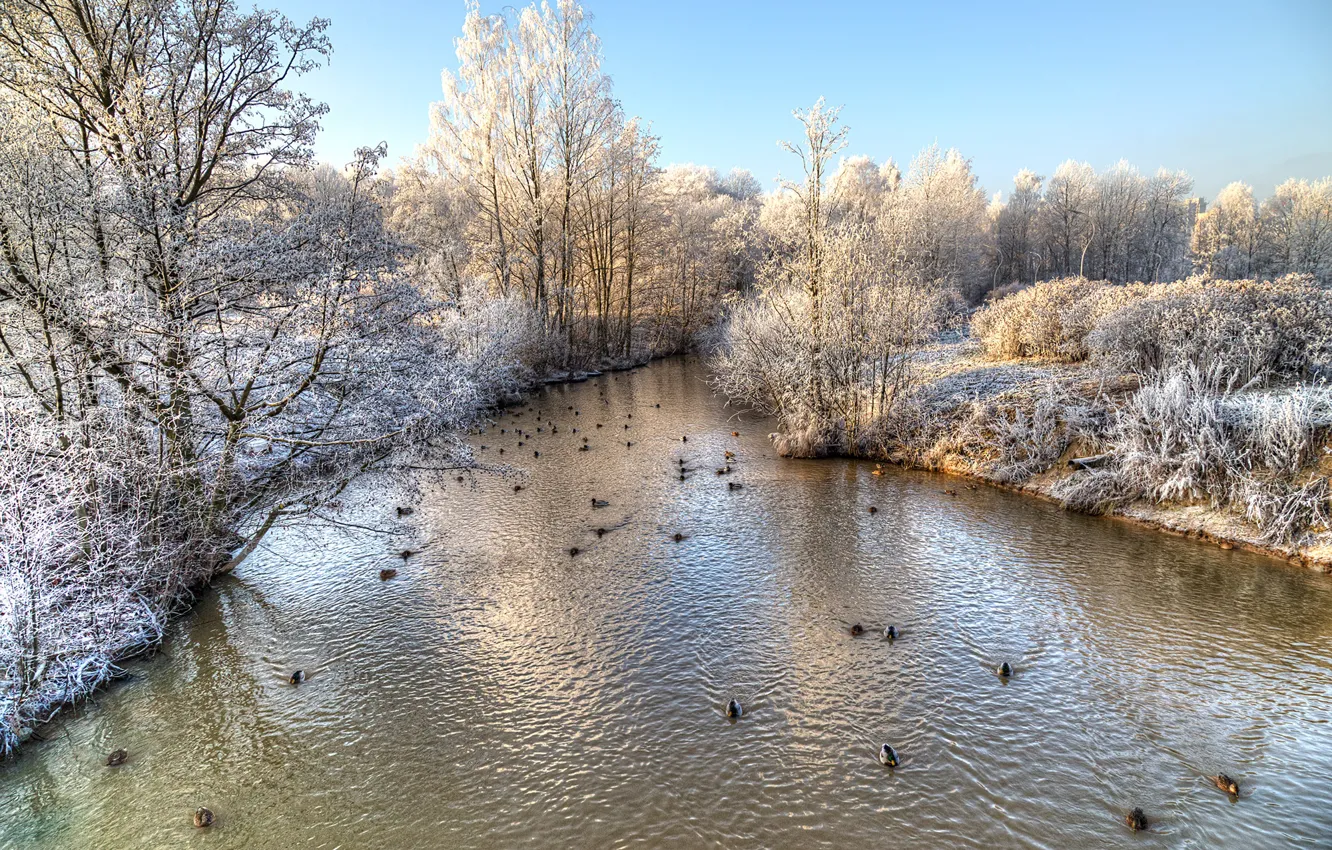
[1236,476,1331,546]
[1226,386,1332,477]
[1054,365,1332,542]
[1086,277,1332,385]
[971,277,1105,360]
[974,275,1332,383]
[0,407,196,757]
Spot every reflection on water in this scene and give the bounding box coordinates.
[3,357,1332,849]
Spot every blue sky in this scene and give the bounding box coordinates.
[271,0,1331,200]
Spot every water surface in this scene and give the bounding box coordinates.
[3,358,1331,848]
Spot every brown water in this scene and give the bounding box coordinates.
[3,357,1332,849]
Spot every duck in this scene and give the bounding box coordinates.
[655,403,661,408]
[731,431,739,437]
[944,489,958,496]
[106,748,128,767]
[878,744,899,767]
[672,532,686,542]
[193,807,215,828]
[850,623,865,636]
[379,568,398,581]
[396,506,414,516]
[1211,774,1240,796]
[1124,808,1148,831]
[727,482,742,491]
[534,451,540,458]
[591,498,609,508]
[681,436,687,442]
[998,662,1013,678]
[596,423,602,428]
[399,549,415,559]
[884,625,898,640]
[626,441,633,447]
[624,424,630,429]
[595,528,608,537]
[289,670,305,686]
[579,444,589,452]
[678,458,686,466]
[724,450,736,459]
[513,484,524,492]
[569,547,580,557]
[726,699,743,719]
[868,506,878,514]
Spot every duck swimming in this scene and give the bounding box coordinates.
[1125,808,1148,831]
[868,506,878,514]
[569,547,580,557]
[193,807,215,828]
[726,699,743,718]
[878,744,899,767]
[1212,774,1240,796]
[998,662,1013,678]
[884,625,898,640]
[396,506,414,516]
[106,748,128,767]
[850,623,865,636]
[379,568,398,581]
[672,532,686,542]
[592,498,609,508]
[727,482,742,490]
[290,670,305,685]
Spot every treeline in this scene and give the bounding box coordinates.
[989,164,1332,289]
[398,0,758,362]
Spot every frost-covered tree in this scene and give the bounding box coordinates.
[1259,178,1332,284]
[1193,181,1261,280]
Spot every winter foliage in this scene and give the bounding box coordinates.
[1,0,1330,755]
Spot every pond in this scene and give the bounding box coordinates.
[3,357,1331,848]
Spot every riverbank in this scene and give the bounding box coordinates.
[804,336,1332,571]
[0,347,664,759]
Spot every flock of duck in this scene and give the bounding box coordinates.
[99,370,1245,831]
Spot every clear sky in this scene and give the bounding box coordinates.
[270,0,1331,200]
